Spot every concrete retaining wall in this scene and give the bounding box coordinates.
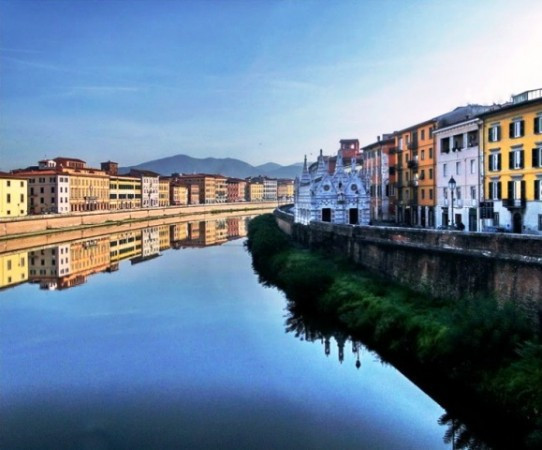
[275,208,542,324]
[0,201,277,238]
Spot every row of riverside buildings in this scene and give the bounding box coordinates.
[0,159,294,218]
[298,88,542,234]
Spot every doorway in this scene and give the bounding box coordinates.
[322,208,331,222]
[349,208,358,225]
[513,212,522,233]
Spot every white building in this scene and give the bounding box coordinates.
[434,118,483,231]
[294,150,370,225]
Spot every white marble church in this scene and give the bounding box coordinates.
[294,149,371,226]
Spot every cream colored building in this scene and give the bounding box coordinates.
[0,173,27,218]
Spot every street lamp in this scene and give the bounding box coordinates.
[448,176,456,228]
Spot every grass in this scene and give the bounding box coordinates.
[247,213,542,449]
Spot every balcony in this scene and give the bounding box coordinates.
[407,141,418,150]
[505,198,526,209]
[407,159,418,170]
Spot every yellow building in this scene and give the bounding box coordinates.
[109,175,141,210]
[159,178,170,207]
[480,89,542,234]
[170,183,188,205]
[0,173,28,218]
[109,231,142,263]
[0,251,28,289]
[246,181,264,202]
[277,179,295,203]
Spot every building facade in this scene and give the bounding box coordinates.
[0,173,28,218]
[128,170,159,208]
[362,135,395,222]
[434,118,483,231]
[479,90,542,234]
[294,150,370,226]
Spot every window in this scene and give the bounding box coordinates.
[443,187,448,199]
[7,260,11,270]
[429,168,433,179]
[51,186,55,193]
[489,124,501,142]
[421,130,425,140]
[509,120,525,138]
[429,189,433,200]
[489,153,501,171]
[532,147,542,167]
[443,163,447,177]
[7,181,11,187]
[470,159,476,174]
[456,161,461,175]
[6,194,11,203]
[470,186,476,199]
[421,189,425,200]
[20,194,24,202]
[429,148,433,158]
[535,115,542,134]
[489,181,502,200]
[421,150,425,160]
[539,215,542,231]
[456,187,461,200]
[534,180,542,200]
[40,187,44,194]
[509,149,524,169]
[494,212,500,226]
[508,180,526,200]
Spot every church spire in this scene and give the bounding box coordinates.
[315,149,326,179]
[335,149,345,175]
[300,154,311,184]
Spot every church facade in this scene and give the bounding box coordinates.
[294,149,370,226]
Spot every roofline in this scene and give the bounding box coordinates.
[432,117,481,135]
[476,97,542,119]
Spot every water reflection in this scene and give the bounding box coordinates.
[284,302,497,450]
[0,216,253,292]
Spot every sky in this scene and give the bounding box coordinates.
[1,0,542,171]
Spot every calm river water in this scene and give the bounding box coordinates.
[1,215,450,449]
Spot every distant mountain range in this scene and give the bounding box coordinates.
[120,154,302,179]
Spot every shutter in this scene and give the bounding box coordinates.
[508,181,513,199]
[497,153,501,171]
[509,122,514,138]
[535,117,540,134]
[535,180,540,200]
[533,148,539,167]
[497,182,502,199]
[488,128,492,142]
[521,180,526,200]
[497,126,501,141]
[520,120,525,137]
[488,154,493,171]
[520,150,524,169]
[509,152,513,170]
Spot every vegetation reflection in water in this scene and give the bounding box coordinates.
[283,299,491,450]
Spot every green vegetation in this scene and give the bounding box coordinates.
[247,214,542,449]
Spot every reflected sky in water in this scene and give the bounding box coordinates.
[1,220,448,449]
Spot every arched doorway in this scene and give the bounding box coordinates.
[513,212,522,233]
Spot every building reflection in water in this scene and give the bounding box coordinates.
[0,215,255,292]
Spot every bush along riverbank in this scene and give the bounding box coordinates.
[246,214,542,449]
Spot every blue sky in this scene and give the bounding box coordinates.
[1,0,541,170]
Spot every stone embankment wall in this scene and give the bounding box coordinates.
[274,208,542,323]
[0,201,277,238]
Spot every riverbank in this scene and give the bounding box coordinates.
[247,214,542,449]
[0,201,277,239]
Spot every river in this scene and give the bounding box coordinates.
[0,214,450,449]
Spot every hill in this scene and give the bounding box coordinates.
[121,154,301,179]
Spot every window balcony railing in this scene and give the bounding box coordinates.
[407,159,418,170]
[504,198,527,208]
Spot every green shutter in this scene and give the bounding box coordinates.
[508,181,513,199]
[520,120,525,137]
[509,122,514,138]
[533,148,539,167]
[509,152,514,170]
[535,180,540,200]
[521,180,526,200]
[520,150,524,168]
[497,153,501,171]
[497,182,502,199]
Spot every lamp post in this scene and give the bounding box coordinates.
[448,176,456,228]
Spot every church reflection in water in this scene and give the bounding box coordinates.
[285,302,364,370]
[0,215,253,292]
